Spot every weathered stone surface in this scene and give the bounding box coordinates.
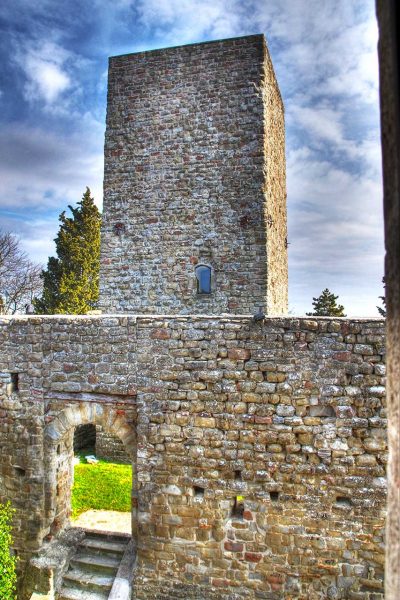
[0,314,386,600]
[99,35,288,315]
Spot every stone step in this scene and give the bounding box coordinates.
[63,568,114,592]
[56,531,133,600]
[70,553,120,574]
[80,537,129,556]
[81,529,131,544]
[57,586,109,600]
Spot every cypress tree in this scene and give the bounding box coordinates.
[34,188,101,314]
[306,288,346,317]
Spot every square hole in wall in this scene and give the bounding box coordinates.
[335,496,352,508]
[234,470,242,481]
[309,405,335,418]
[231,496,245,519]
[194,486,205,497]
[7,372,19,395]
[270,491,280,502]
[11,372,19,391]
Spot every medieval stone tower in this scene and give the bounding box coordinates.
[99,34,288,314]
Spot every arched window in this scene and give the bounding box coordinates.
[195,264,212,294]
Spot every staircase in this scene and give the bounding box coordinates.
[57,530,131,600]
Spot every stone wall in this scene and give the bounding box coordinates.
[0,315,386,599]
[96,426,131,463]
[99,35,288,315]
[73,422,130,463]
[0,315,138,577]
[134,315,386,600]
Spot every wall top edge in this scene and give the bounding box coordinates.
[0,314,386,323]
[109,34,265,62]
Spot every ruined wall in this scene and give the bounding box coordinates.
[0,315,386,599]
[99,35,288,315]
[73,422,130,463]
[134,315,386,600]
[96,426,131,463]
[0,318,47,562]
[0,315,137,574]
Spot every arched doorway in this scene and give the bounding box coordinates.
[43,402,137,542]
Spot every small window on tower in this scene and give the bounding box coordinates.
[195,265,212,294]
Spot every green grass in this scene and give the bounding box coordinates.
[71,458,132,519]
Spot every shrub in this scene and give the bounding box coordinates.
[0,502,17,600]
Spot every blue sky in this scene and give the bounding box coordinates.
[0,0,384,316]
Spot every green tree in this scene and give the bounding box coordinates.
[377,277,386,317]
[34,188,101,314]
[306,288,346,317]
[0,502,17,600]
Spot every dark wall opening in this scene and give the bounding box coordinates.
[73,424,96,453]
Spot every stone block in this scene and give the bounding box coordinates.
[194,416,216,428]
[224,541,244,552]
[228,349,251,361]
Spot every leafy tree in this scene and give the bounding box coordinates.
[0,231,42,314]
[377,277,386,317]
[306,288,346,317]
[34,188,101,314]
[0,502,17,600]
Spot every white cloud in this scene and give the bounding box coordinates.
[0,123,104,213]
[136,0,248,45]
[288,101,381,177]
[18,223,56,267]
[252,1,379,109]
[287,144,384,316]
[0,210,58,267]
[0,122,104,267]
[290,105,344,146]
[15,41,73,105]
[26,59,70,104]
[321,20,379,105]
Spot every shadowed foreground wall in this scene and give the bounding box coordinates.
[0,315,386,599]
[376,1,400,598]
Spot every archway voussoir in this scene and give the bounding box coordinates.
[45,422,63,442]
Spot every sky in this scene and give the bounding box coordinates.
[0,0,384,316]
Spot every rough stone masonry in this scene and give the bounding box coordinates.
[0,315,386,599]
[0,34,387,600]
[99,35,288,315]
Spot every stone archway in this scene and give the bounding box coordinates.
[43,401,137,542]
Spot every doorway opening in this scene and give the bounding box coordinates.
[71,423,133,534]
[44,404,137,542]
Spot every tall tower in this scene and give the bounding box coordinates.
[99,34,288,314]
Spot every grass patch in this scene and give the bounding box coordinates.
[71,459,132,519]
